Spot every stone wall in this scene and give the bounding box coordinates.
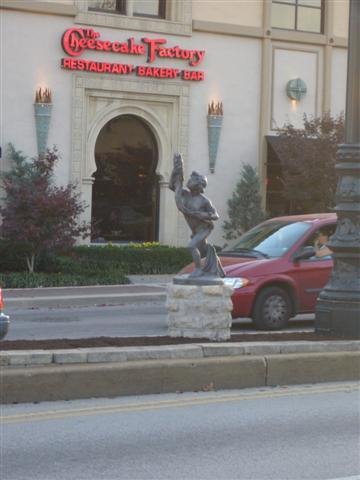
[166,283,234,341]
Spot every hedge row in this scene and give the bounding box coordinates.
[71,243,192,275]
[0,242,192,287]
[0,271,129,289]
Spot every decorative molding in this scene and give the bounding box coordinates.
[258,38,272,206]
[270,43,322,130]
[323,44,332,113]
[332,36,348,48]
[0,2,348,48]
[271,29,327,46]
[71,73,190,246]
[192,20,264,39]
[192,19,347,48]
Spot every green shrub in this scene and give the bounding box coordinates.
[0,271,129,288]
[223,164,265,240]
[71,243,191,275]
[0,242,191,287]
[0,241,29,272]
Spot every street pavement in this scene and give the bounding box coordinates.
[4,303,315,341]
[5,302,167,340]
[2,382,360,480]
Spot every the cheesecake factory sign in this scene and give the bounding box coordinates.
[61,28,205,81]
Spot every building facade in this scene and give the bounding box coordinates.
[0,0,349,246]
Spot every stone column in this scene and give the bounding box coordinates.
[78,176,94,245]
[166,283,234,341]
[315,0,360,338]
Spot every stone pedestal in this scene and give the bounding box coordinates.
[166,283,234,341]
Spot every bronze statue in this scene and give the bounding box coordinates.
[169,153,224,279]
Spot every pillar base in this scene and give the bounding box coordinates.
[166,283,233,341]
[315,298,360,338]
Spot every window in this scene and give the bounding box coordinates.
[133,0,166,18]
[271,0,324,33]
[223,221,311,258]
[79,0,192,37]
[88,0,125,14]
[300,224,336,260]
[88,0,166,19]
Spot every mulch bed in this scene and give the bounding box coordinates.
[0,332,352,350]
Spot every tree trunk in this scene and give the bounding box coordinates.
[26,254,35,273]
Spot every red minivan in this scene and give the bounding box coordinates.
[182,213,337,330]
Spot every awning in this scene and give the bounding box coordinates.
[265,135,288,161]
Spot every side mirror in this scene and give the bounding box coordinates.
[292,246,316,262]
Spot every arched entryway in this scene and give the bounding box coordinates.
[91,114,159,242]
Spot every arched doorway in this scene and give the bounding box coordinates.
[91,115,159,242]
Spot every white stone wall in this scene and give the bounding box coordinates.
[0,5,348,247]
[270,45,323,131]
[187,33,262,247]
[1,10,73,184]
[0,8,262,247]
[192,0,263,28]
[167,283,234,341]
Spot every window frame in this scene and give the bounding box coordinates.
[133,0,166,19]
[271,0,325,34]
[297,222,336,262]
[75,0,192,37]
[88,0,126,15]
[88,0,166,20]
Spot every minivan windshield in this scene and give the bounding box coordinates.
[223,221,311,258]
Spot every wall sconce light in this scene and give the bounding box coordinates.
[207,101,223,173]
[34,87,53,156]
[286,78,307,102]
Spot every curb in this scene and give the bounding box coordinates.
[1,340,359,367]
[1,342,359,404]
[1,352,359,404]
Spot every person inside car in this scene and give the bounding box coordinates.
[314,228,333,258]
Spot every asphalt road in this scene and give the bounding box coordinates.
[2,382,359,480]
[4,302,314,340]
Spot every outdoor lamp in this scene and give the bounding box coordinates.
[207,100,223,173]
[34,87,53,156]
[286,78,307,102]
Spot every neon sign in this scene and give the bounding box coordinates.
[61,28,205,81]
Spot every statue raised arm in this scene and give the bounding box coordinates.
[169,153,224,279]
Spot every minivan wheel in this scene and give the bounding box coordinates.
[252,287,291,330]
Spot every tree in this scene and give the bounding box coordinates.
[0,145,90,272]
[274,113,344,213]
[223,163,265,240]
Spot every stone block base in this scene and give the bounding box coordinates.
[166,283,234,341]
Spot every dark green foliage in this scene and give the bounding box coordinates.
[0,241,30,272]
[0,271,129,289]
[71,244,192,275]
[275,113,344,213]
[223,164,265,240]
[0,145,90,272]
[0,242,192,288]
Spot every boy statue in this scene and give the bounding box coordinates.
[169,153,225,278]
